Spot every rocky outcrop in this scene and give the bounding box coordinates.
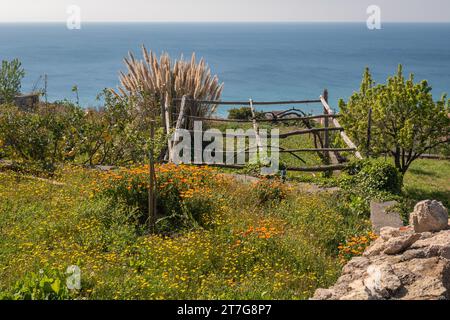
[312,200,450,300]
[409,200,448,233]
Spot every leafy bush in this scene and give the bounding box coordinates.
[331,159,403,221]
[94,164,220,233]
[76,91,160,166]
[0,91,166,170]
[0,59,25,104]
[228,107,265,120]
[1,269,74,300]
[75,199,141,252]
[0,103,78,171]
[252,179,289,205]
[344,159,403,195]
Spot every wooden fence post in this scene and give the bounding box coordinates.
[249,99,263,155]
[322,89,332,176]
[323,89,330,156]
[148,120,157,231]
[164,93,173,162]
[320,95,363,160]
[171,95,187,161]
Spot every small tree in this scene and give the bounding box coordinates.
[0,59,25,103]
[339,65,450,174]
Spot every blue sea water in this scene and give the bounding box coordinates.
[0,22,449,115]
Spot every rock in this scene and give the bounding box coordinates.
[342,256,370,273]
[370,200,404,235]
[311,288,333,300]
[313,201,450,300]
[410,230,450,260]
[363,263,402,298]
[380,227,403,241]
[409,200,448,233]
[363,238,387,257]
[339,290,371,300]
[383,233,421,255]
[401,277,448,300]
[339,280,372,300]
[394,257,450,300]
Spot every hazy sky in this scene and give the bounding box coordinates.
[0,0,449,22]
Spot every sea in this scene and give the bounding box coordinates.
[1,22,449,115]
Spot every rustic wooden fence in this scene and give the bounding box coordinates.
[163,89,363,172]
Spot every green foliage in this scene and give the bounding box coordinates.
[0,164,374,300]
[96,165,218,233]
[343,159,403,196]
[71,85,79,106]
[0,90,167,170]
[76,199,141,251]
[77,90,158,166]
[339,65,450,173]
[252,179,288,205]
[329,159,404,221]
[228,106,265,120]
[0,103,83,171]
[0,59,25,104]
[1,269,73,300]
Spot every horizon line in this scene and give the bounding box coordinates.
[1,20,450,24]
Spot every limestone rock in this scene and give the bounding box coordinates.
[363,263,402,298]
[363,238,387,257]
[409,200,448,233]
[383,233,421,255]
[310,288,333,300]
[380,226,403,241]
[312,201,450,300]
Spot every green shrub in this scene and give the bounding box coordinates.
[76,199,141,251]
[0,91,165,169]
[252,179,288,205]
[0,102,86,171]
[1,269,74,300]
[0,59,25,104]
[228,107,265,120]
[344,159,403,195]
[96,164,219,233]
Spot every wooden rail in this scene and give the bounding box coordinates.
[185,127,344,138]
[172,98,322,106]
[181,162,349,172]
[278,147,356,153]
[320,95,363,159]
[173,113,340,123]
[417,154,450,160]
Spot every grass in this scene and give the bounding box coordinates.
[403,159,450,208]
[0,117,447,300]
[0,164,370,300]
[210,121,338,180]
